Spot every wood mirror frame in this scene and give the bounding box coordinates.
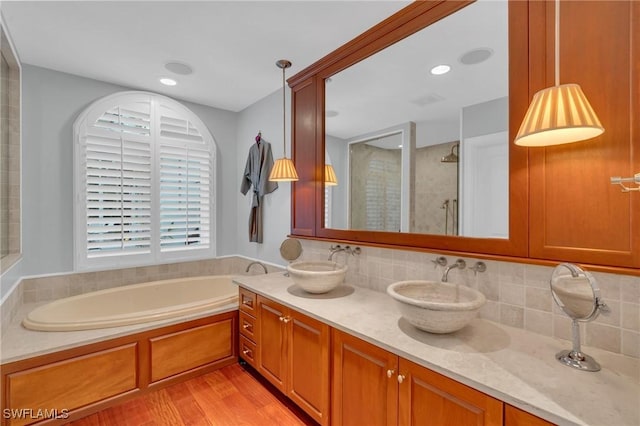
[288,0,534,258]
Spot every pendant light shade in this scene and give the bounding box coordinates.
[515,83,604,147]
[324,164,338,186]
[269,59,299,182]
[515,0,604,147]
[270,157,299,182]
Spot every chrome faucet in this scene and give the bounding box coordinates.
[328,244,361,261]
[328,245,345,261]
[441,259,466,282]
[245,261,268,274]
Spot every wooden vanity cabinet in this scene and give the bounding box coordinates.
[255,294,331,425]
[398,358,503,426]
[332,329,503,426]
[332,329,398,425]
[504,405,555,426]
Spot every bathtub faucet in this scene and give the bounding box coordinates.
[246,261,268,274]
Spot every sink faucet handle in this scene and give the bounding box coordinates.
[431,256,447,268]
[469,261,486,275]
[454,259,466,269]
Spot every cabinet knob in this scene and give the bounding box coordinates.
[386,369,395,378]
[397,374,406,384]
[242,299,253,307]
[282,316,291,323]
[242,349,252,357]
[242,323,252,330]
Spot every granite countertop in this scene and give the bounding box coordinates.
[233,272,640,426]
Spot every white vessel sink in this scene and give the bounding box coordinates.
[387,280,486,334]
[287,261,348,294]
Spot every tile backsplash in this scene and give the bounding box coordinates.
[299,239,640,359]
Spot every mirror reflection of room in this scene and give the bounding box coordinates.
[324,0,509,239]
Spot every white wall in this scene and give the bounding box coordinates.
[19,65,239,277]
[235,89,292,266]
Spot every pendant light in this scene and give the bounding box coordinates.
[269,60,299,181]
[324,164,338,186]
[514,0,604,147]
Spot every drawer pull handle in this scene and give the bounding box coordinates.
[243,323,252,330]
[242,299,253,307]
[242,349,252,357]
[281,316,291,323]
[386,369,395,378]
[397,374,405,384]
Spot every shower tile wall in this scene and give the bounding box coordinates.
[299,239,640,359]
[412,141,458,235]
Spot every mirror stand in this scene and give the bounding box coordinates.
[550,263,609,372]
[556,319,601,372]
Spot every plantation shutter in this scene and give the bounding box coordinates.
[74,92,216,270]
[159,145,211,250]
[158,106,212,251]
[85,105,152,257]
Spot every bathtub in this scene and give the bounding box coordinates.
[22,275,239,331]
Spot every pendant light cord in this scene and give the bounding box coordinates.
[555,0,560,87]
[282,65,287,157]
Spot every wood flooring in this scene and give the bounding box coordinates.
[69,363,317,426]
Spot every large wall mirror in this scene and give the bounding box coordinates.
[290,0,530,256]
[324,0,508,238]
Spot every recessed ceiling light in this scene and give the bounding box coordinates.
[459,48,494,65]
[430,64,451,75]
[159,78,177,86]
[164,61,194,75]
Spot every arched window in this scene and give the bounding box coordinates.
[73,91,216,270]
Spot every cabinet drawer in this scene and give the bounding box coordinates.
[239,310,258,342]
[239,287,257,315]
[239,335,258,368]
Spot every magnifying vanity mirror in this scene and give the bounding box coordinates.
[550,263,609,372]
[324,0,509,238]
[280,238,302,276]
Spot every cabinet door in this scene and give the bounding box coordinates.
[398,358,502,426]
[332,329,398,426]
[529,0,639,267]
[257,296,287,391]
[505,405,555,426]
[288,310,330,425]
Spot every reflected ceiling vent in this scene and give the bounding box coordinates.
[459,48,493,65]
[411,93,444,107]
[164,61,194,75]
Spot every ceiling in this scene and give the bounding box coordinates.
[1,0,410,112]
